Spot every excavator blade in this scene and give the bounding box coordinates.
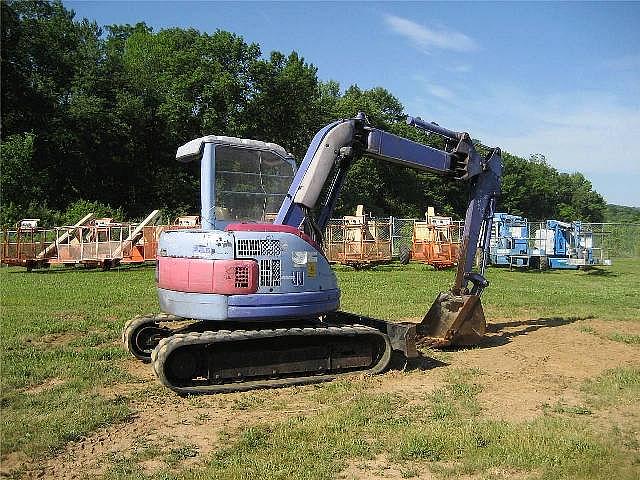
[416,292,486,348]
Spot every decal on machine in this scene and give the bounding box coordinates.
[292,251,316,265]
[287,270,304,286]
[292,251,317,278]
[190,232,234,258]
[281,270,304,286]
[292,251,307,265]
[307,261,317,278]
[193,245,215,256]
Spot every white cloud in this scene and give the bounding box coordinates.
[408,84,640,205]
[476,94,640,176]
[426,84,454,101]
[405,83,640,177]
[383,14,479,53]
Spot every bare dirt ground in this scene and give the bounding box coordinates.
[8,316,640,479]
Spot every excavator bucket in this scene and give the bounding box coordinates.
[416,292,486,348]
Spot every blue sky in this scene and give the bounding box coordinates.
[66,1,640,207]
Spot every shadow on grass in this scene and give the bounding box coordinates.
[390,351,449,373]
[407,355,448,371]
[489,266,618,277]
[362,263,454,273]
[582,267,617,277]
[481,316,594,347]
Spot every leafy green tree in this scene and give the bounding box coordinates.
[60,199,124,225]
[555,172,606,222]
[0,133,40,207]
[0,1,612,226]
[242,51,322,157]
[604,204,640,223]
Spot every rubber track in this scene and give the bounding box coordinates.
[151,325,392,394]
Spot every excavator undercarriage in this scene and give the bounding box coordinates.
[124,313,396,393]
[152,323,391,394]
[123,297,486,394]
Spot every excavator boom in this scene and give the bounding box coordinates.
[275,113,501,346]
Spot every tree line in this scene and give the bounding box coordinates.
[604,204,640,224]
[1,0,609,228]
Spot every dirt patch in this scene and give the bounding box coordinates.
[463,317,640,421]
[15,361,332,479]
[339,455,434,479]
[583,319,640,336]
[17,389,251,478]
[27,332,79,347]
[0,452,29,478]
[8,316,640,479]
[93,359,156,400]
[339,457,531,480]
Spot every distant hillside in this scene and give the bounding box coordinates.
[605,204,640,223]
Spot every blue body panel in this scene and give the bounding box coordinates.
[366,129,452,173]
[157,228,339,321]
[274,121,341,228]
[228,290,340,319]
[548,257,576,269]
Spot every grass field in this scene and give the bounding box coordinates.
[1,259,639,479]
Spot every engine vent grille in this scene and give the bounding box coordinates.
[260,239,281,256]
[236,239,281,257]
[260,259,281,287]
[236,239,261,257]
[234,265,250,288]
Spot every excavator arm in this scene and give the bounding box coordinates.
[276,112,502,302]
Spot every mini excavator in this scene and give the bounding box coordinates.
[123,113,502,394]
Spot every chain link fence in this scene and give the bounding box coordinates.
[584,223,640,258]
[389,218,415,257]
[326,218,640,260]
[387,218,464,257]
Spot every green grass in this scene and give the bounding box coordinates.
[582,367,640,408]
[1,259,639,478]
[607,332,640,345]
[542,402,593,416]
[578,325,640,346]
[336,258,640,321]
[0,265,158,458]
[152,368,635,480]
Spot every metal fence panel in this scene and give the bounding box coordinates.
[390,218,415,256]
[583,223,640,258]
[325,218,640,260]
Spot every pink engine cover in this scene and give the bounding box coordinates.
[158,257,258,294]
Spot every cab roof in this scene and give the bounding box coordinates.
[176,135,292,162]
